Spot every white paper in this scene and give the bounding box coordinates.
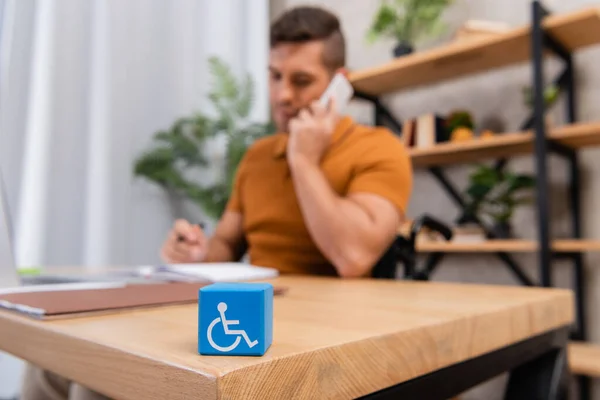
[140,262,279,283]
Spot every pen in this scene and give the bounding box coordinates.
[177,222,205,242]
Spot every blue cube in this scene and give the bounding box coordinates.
[198,282,273,356]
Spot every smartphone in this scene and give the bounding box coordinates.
[319,72,354,112]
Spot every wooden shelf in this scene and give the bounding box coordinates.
[348,6,600,383]
[416,239,600,253]
[569,341,600,377]
[410,121,600,168]
[349,7,600,95]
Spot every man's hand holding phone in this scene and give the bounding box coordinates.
[287,72,353,168]
[287,97,339,167]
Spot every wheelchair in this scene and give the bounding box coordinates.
[371,214,453,281]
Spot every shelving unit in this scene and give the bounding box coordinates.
[410,121,600,167]
[570,342,600,377]
[349,7,600,95]
[416,239,600,253]
[349,3,600,399]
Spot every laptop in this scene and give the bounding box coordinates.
[0,168,151,290]
[0,169,97,288]
[0,168,278,290]
[0,168,18,288]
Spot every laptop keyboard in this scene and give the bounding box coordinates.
[21,275,86,285]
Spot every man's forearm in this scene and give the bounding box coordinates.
[204,235,245,262]
[289,159,385,277]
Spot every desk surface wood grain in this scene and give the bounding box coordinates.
[0,276,573,400]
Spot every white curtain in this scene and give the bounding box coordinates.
[0,0,269,270]
[0,0,268,396]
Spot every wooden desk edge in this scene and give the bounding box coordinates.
[217,292,575,399]
[0,283,575,400]
[0,311,218,400]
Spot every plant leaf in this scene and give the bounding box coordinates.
[366,2,399,43]
[208,56,238,102]
[367,0,452,44]
[236,74,254,118]
[132,56,272,221]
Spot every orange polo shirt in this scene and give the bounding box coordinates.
[226,116,412,276]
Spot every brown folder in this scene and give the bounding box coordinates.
[0,282,286,320]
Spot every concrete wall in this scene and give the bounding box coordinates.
[272,0,600,398]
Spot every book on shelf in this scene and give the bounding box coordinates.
[401,119,416,148]
[402,113,448,149]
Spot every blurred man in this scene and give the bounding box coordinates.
[162,6,412,278]
[23,6,412,400]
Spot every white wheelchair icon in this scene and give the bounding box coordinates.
[207,302,259,352]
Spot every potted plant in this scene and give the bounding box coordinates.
[445,109,476,141]
[522,83,560,109]
[464,164,536,238]
[522,83,560,126]
[366,0,453,57]
[133,56,275,221]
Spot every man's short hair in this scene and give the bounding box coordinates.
[270,6,346,71]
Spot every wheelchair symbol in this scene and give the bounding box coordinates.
[207,302,259,352]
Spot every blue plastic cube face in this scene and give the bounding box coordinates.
[198,282,273,356]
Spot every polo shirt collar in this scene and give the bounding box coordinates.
[273,115,355,159]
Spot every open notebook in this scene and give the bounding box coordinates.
[0,282,287,320]
[0,263,282,319]
[136,262,280,283]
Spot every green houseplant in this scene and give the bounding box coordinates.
[133,57,275,221]
[445,109,475,135]
[522,83,560,127]
[464,164,536,238]
[366,0,453,57]
[522,83,560,110]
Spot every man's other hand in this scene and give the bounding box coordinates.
[287,99,338,167]
[160,219,207,263]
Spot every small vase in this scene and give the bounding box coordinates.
[393,42,414,58]
[492,222,512,239]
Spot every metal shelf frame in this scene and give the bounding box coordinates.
[355,2,589,398]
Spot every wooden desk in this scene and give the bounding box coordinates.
[0,276,574,399]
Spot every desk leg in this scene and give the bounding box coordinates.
[504,347,569,400]
[359,327,570,400]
